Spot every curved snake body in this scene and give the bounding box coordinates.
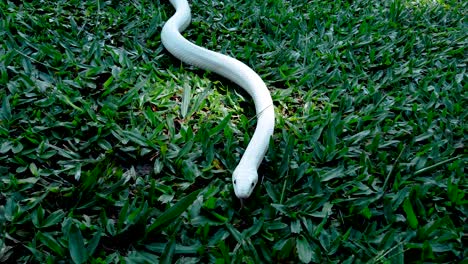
[161,0,275,199]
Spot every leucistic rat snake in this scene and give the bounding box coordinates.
[161,0,275,200]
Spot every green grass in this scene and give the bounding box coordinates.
[0,0,466,263]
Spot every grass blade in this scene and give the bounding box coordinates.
[147,189,200,233]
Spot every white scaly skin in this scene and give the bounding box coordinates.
[161,0,275,199]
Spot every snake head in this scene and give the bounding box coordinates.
[232,166,258,199]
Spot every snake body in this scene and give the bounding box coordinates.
[161,0,275,199]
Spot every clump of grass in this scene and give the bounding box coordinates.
[0,0,466,263]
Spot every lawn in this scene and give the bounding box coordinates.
[0,0,466,263]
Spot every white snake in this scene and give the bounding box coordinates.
[161,0,275,199]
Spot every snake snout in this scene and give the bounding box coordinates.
[232,168,258,199]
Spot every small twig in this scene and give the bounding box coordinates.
[382,144,406,192]
[414,155,462,176]
[279,171,289,205]
[14,49,60,71]
[373,240,406,263]
[248,103,274,122]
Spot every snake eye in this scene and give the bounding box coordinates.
[251,182,255,188]
[233,179,237,184]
